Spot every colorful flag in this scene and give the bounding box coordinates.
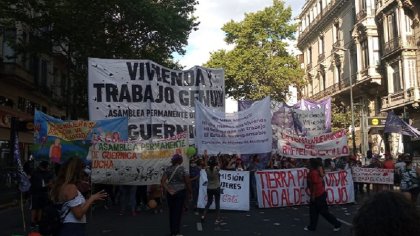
[384,111,420,137]
[10,117,31,192]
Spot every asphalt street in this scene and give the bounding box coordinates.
[1,199,358,236]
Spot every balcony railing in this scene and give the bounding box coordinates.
[333,40,343,49]
[381,87,420,109]
[309,75,353,100]
[298,0,339,42]
[356,9,367,21]
[318,53,325,62]
[383,36,417,56]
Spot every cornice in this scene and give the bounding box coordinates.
[297,0,349,49]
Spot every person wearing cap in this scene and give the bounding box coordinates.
[29,160,54,231]
[161,154,192,236]
[399,154,420,204]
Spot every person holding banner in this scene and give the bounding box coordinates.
[161,154,192,236]
[304,158,341,232]
[201,153,222,224]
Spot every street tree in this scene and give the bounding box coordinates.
[0,0,198,118]
[205,0,305,102]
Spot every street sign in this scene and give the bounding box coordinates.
[368,117,387,127]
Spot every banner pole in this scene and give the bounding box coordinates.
[20,192,26,232]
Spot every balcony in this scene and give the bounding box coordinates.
[306,63,312,70]
[356,8,376,21]
[0,63,35,88]
[383,36,417,57]
[381,87,420,110]
[333,40,343,49]
[318,53,325,62]
[298,0,343,47]
[309,75,352,100]
[356,9,367,21]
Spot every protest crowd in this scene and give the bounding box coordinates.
[20,147,420,236]
[7,60,420,236]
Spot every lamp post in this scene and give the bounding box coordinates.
[334,46,357,156]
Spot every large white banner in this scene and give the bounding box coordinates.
[277,129,349,159]
[90,134,188,185]
[352,167,394,184]
[255,168,355,208]
[195,97,272,155]
[198,170,250,211]
[293,108,326,136]
[88,58,225,141]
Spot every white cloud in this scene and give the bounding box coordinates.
[176,0,306,68]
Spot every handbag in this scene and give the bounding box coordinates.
[165,165,181,195]
[166,165,181,184]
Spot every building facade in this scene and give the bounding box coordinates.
[0,24,68,199]
[296,0,410,157]
[375,0,420,154]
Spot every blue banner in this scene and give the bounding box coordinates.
[33,110,128,163]
[384,111,420,137]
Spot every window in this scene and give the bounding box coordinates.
[387,12,398,42]
[308,47,312,64]
[361,40,369,69]
[407,59,417,88]
[391,63,402,92]
[335,64,341,83]
[40,59,48,89]
[360,0,366,10]
[372,37,380,66]
[334,24,340,42]
[319,1,323,14]
[405,15,413,35]
[319,36,324,54]
[320,72,326,91]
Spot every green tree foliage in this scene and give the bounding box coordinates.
[0,0,198,117]
[204,0,304,102]
[331,102,361,131]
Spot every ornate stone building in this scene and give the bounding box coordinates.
[297,0,420,157]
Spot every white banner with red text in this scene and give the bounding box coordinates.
[198,170,250,211]
[277,129,349,159]
[352,167,394,184]
[255,168,355,208]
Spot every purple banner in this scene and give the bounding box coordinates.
[294,97,331,133]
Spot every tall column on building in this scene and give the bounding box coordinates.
[361,105,369,157]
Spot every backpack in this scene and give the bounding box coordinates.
[38,202,70,236]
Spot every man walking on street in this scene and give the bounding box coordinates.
[305,158,341,232]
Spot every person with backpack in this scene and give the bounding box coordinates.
[161,153,192,236]
[49,157,108,236]
[304,158,341,232]
[30,160,53,231]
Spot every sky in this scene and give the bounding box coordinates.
[175,0,306,69]
[175,0,306,112]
